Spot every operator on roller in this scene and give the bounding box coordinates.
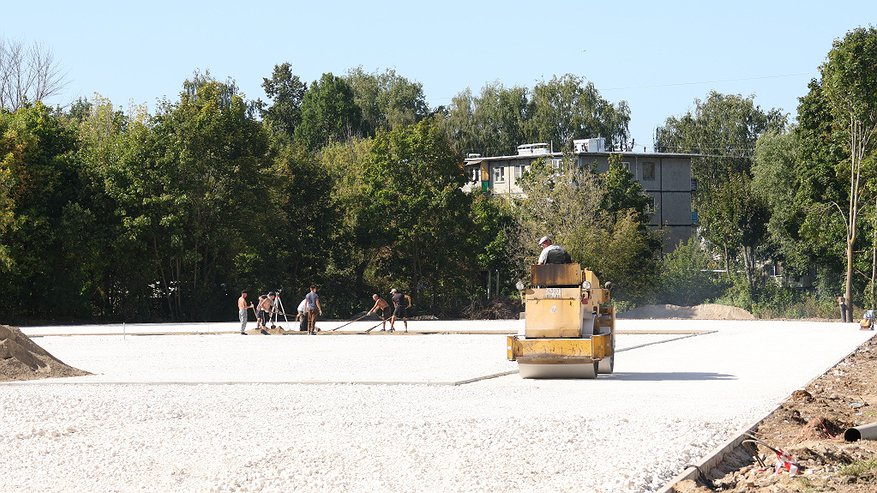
[537,235,571,264]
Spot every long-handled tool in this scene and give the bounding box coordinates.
[249,304,260,332]
[331,311,370,331]
[364,320,386,333]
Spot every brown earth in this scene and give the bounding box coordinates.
[620,304,757,320]
[671,332,877,493]
[0,324,89,381]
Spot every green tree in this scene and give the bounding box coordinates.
[600,154,652,223]
[656,92,784,286]
[516,157,660,302]
[820,27,877,320]
[318,137,378,315]
[295,73,363,151]
[751,130,812,274]
[75,96,154,318]
[360,120,475,314]
[657,238,722,306]
[260,62,307,141]
[245,144,337,302]
[527,74,630,151]
[345,67,428,135]
[469,190,521,298]
[0,103,88,318]
[792,78,848,299]
[101,75,270,320]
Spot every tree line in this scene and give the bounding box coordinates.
[1,26,876,322]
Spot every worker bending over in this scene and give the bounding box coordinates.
[367,294,392,331]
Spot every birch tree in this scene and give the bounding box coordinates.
[821,27,877,321]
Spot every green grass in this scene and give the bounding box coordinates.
[839,459,877,477]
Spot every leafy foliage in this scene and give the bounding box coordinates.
[657,238,723,306]
[295,73,363,151]
[516,157,660,302]
[344,67,428,135]
[260,62,307,141]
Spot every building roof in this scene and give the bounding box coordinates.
[464,150,699,164]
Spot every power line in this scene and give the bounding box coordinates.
[599,73,812,92]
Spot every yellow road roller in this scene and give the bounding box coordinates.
[507,263,615,379]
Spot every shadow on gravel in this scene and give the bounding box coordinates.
[604,372,736,381]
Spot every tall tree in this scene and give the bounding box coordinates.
[655,92,785,284]
[0,40,66,111]
[345,67,428,135]
[820,27,877,321]
[751,130,810,273]
[360,120,476,314]
[0,103,86,318]
[527,74,630,151]
[259,62,307,140]
[101,75,270,320]
[516,157,660,302]
[294,73,363,151]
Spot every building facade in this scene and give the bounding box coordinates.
[463,141,697,250]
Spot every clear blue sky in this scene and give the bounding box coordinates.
[3,1,875,150]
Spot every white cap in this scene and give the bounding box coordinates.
[390,288,397,294]
[538,236,551,246]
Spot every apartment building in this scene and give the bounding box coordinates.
[462,139,697,250]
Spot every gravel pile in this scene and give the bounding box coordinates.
[0,325,88,381]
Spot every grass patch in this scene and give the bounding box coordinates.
[839,459,877,477]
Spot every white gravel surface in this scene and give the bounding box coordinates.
[2,320,873,492]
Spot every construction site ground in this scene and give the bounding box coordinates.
[2,318,874,492]
[673,330,877,493]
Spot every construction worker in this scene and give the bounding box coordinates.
[237,291,253,335]
[257,295,272,333]
[267,292,278,328]
[367,294,392,331]
[389,288,412,333]
[305,285,322,335]
[297,297,308,331]
[537,235,571,264]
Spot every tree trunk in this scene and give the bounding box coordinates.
[844,116,865,324]
[846,237,855,322]
[872,196,876,307]
[742,246,754,290]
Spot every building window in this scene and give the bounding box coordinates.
[493,166,505,183]
[621,161,631,172]
[642,162,656,181]
[514,165,525,179]
[646,196,656,214]
[470,167,480,182]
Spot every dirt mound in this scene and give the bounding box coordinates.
[463,298,523,320]
[0,325,89,381]
[619,303,756,320]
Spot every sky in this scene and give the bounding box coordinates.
[2,1,875,151]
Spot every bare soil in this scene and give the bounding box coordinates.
[672,332,877,493]
[0,324,89,381]
[620,304,756,320]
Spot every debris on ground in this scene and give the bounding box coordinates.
[462,298,522,320]
[671,334,877,492]
[0,324,89,381]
